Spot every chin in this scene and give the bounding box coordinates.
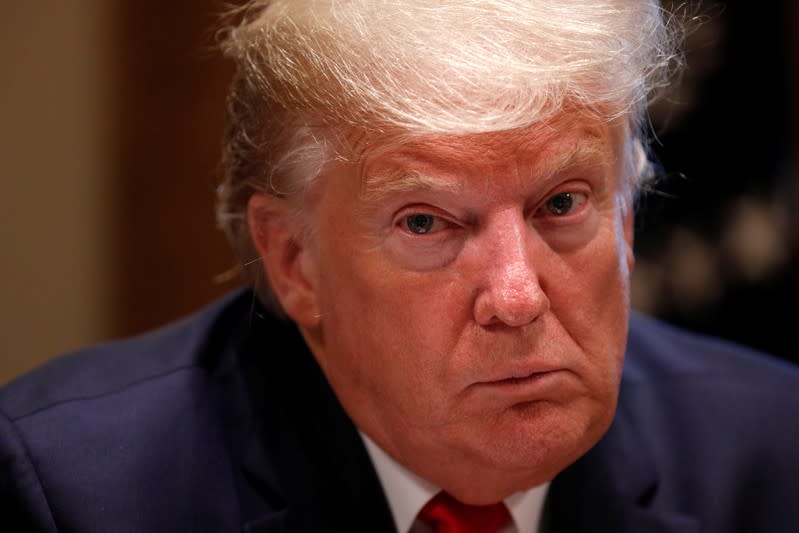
[474,400,614,480]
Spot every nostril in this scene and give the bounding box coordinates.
[473,277,550,328]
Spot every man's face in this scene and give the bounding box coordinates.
[290,115,634,502]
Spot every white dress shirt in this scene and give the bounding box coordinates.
[361,433,549,533]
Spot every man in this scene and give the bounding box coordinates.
[2,1,798,532]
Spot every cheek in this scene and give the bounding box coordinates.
[561,212,630,306]
[318,243,467,392]
[550,226,630,376]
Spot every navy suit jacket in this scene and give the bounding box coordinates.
[2,290,798,532]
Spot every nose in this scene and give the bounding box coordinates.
[472,211,550,327]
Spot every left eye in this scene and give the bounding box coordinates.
[404,214,437,234]
[540,192,586,216]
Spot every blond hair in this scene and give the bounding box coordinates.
[217,0,681,301]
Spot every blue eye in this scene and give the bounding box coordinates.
[405,214,436,234]
[545,193,575,216]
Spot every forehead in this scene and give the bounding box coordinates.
[358,116,622,197]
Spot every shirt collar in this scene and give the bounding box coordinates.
[361,432,549,533]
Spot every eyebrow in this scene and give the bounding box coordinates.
[360,168,465,205]
[519,133,610,180]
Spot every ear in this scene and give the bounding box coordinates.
[622,199,635,274]
[248,193,321,328]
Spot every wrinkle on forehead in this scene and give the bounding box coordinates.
[359,117,619,204]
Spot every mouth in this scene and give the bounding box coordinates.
[487,369,560,386]
[469,367,572,404]
[480,359,567,384]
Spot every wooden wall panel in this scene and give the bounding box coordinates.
[113,0,240,336]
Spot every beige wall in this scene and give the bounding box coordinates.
[1,1,116,383]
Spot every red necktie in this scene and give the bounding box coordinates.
[418,491,512,533]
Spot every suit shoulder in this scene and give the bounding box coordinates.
[619,313,799,529]
[623,312,799,468]
[0,289,255,420]
[625,311,799,389]
[0,290,260,532]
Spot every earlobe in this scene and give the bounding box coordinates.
[248,193,321,327]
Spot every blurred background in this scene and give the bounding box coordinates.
[1,0,798,384]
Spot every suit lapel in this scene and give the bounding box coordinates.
[235,309,397,533]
